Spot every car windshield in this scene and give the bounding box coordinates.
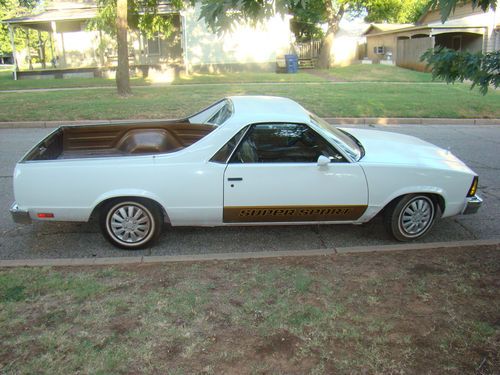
[188,99,233,126]
[309,113,362,161]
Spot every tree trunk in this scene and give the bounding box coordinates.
[116,0,131,96]
[316,4,344,69]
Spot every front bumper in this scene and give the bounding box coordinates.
[462,195,483,215]
[10,203,32,224]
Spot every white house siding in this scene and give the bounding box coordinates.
[182,5,292,72]
[59,30,100,68]
[330,20,367,66]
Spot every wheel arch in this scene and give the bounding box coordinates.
[89,191,171,223]
[380,191,446,218]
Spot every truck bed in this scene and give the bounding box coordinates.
[23,121,217,161]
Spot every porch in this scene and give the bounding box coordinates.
[3,4,183,80]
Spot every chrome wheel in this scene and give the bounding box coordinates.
[106,202,154,246]
[398,196,434,238]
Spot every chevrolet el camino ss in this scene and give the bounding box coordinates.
[10,96,482,249]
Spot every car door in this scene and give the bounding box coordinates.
[223,123,368,223]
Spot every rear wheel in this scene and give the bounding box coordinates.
[385,194,437,241]
[100,199,162,249]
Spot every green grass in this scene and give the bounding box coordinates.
[0,70,149,91]
[174,71,325,84]
[0,70,323,91]
[324,64,435,82]
[0,65,427,91]
[0,246,498,374]
[0,80,498,121]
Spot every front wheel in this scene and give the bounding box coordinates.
[100,199,162,249]
[385,194,438,242]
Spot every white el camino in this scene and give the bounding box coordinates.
[10,96,482,249]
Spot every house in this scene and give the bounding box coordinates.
[363,2,500,71]
[2,0,292,79]
[329,19,368,67]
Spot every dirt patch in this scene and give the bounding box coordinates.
[110,316,141,335]
[255,330,301,358]
[1,245,499,374]
[408,263,447,276]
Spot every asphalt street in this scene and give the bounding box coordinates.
[1,124,499,260]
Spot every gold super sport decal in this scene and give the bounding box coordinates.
[223,205,367,223]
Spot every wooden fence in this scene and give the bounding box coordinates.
[294,40,322,60]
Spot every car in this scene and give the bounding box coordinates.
[10,96,482,249]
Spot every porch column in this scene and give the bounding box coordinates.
[60,32,66,67]
[8,24,18,80]
[181,12,189,75]
[26,28,33,70]
[50,21,66,68]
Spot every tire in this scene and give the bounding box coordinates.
[99,198,162,250]
[384,194,438,242]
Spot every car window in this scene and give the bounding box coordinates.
[210,127,248,163]
[188,99,233,126]
[207,103,233,126]
[230,123,346,164]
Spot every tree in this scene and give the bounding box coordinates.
[116,0,131,95]
[0,0,48,67]
[90,0,182,96]
[422,0,498,94]
[197,0,428,69]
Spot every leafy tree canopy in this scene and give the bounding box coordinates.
[89,0,183,38]
[363,0,429,23]
[428,0,496,22]
[0,0,43,55]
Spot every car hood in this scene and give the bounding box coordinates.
[342,128,473,173]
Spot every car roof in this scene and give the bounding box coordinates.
[227,96,311,125]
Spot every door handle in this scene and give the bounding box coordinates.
[227,177,243,181]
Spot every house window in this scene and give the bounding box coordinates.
[373,46,385,55]
[147,34,160,55]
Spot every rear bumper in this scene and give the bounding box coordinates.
[10,203,32,224]
[462,195,482,215]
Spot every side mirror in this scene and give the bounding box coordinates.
[317,155,331,167]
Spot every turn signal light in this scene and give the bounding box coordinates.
[37,213,54,218]
[467,176,478,197]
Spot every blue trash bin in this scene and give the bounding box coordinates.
[285,54,299,73]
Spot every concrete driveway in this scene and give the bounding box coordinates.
[1,124,499,260]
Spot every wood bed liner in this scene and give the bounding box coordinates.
[26,121,217,161]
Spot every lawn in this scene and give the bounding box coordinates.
[0,70,323,91]
[174,71,325,85]
[0,81,499,121]
[323,64,435,82]
[1,246,498,374]
[0,70,149,91]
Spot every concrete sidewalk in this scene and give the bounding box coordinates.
[1,239,498,267]
[1,117,499,129]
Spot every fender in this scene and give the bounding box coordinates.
[360,185,447,222]
[89,189,170,222]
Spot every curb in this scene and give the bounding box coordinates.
[324,118,500,125]
[1,118,499,129]
[1,239,498,268]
